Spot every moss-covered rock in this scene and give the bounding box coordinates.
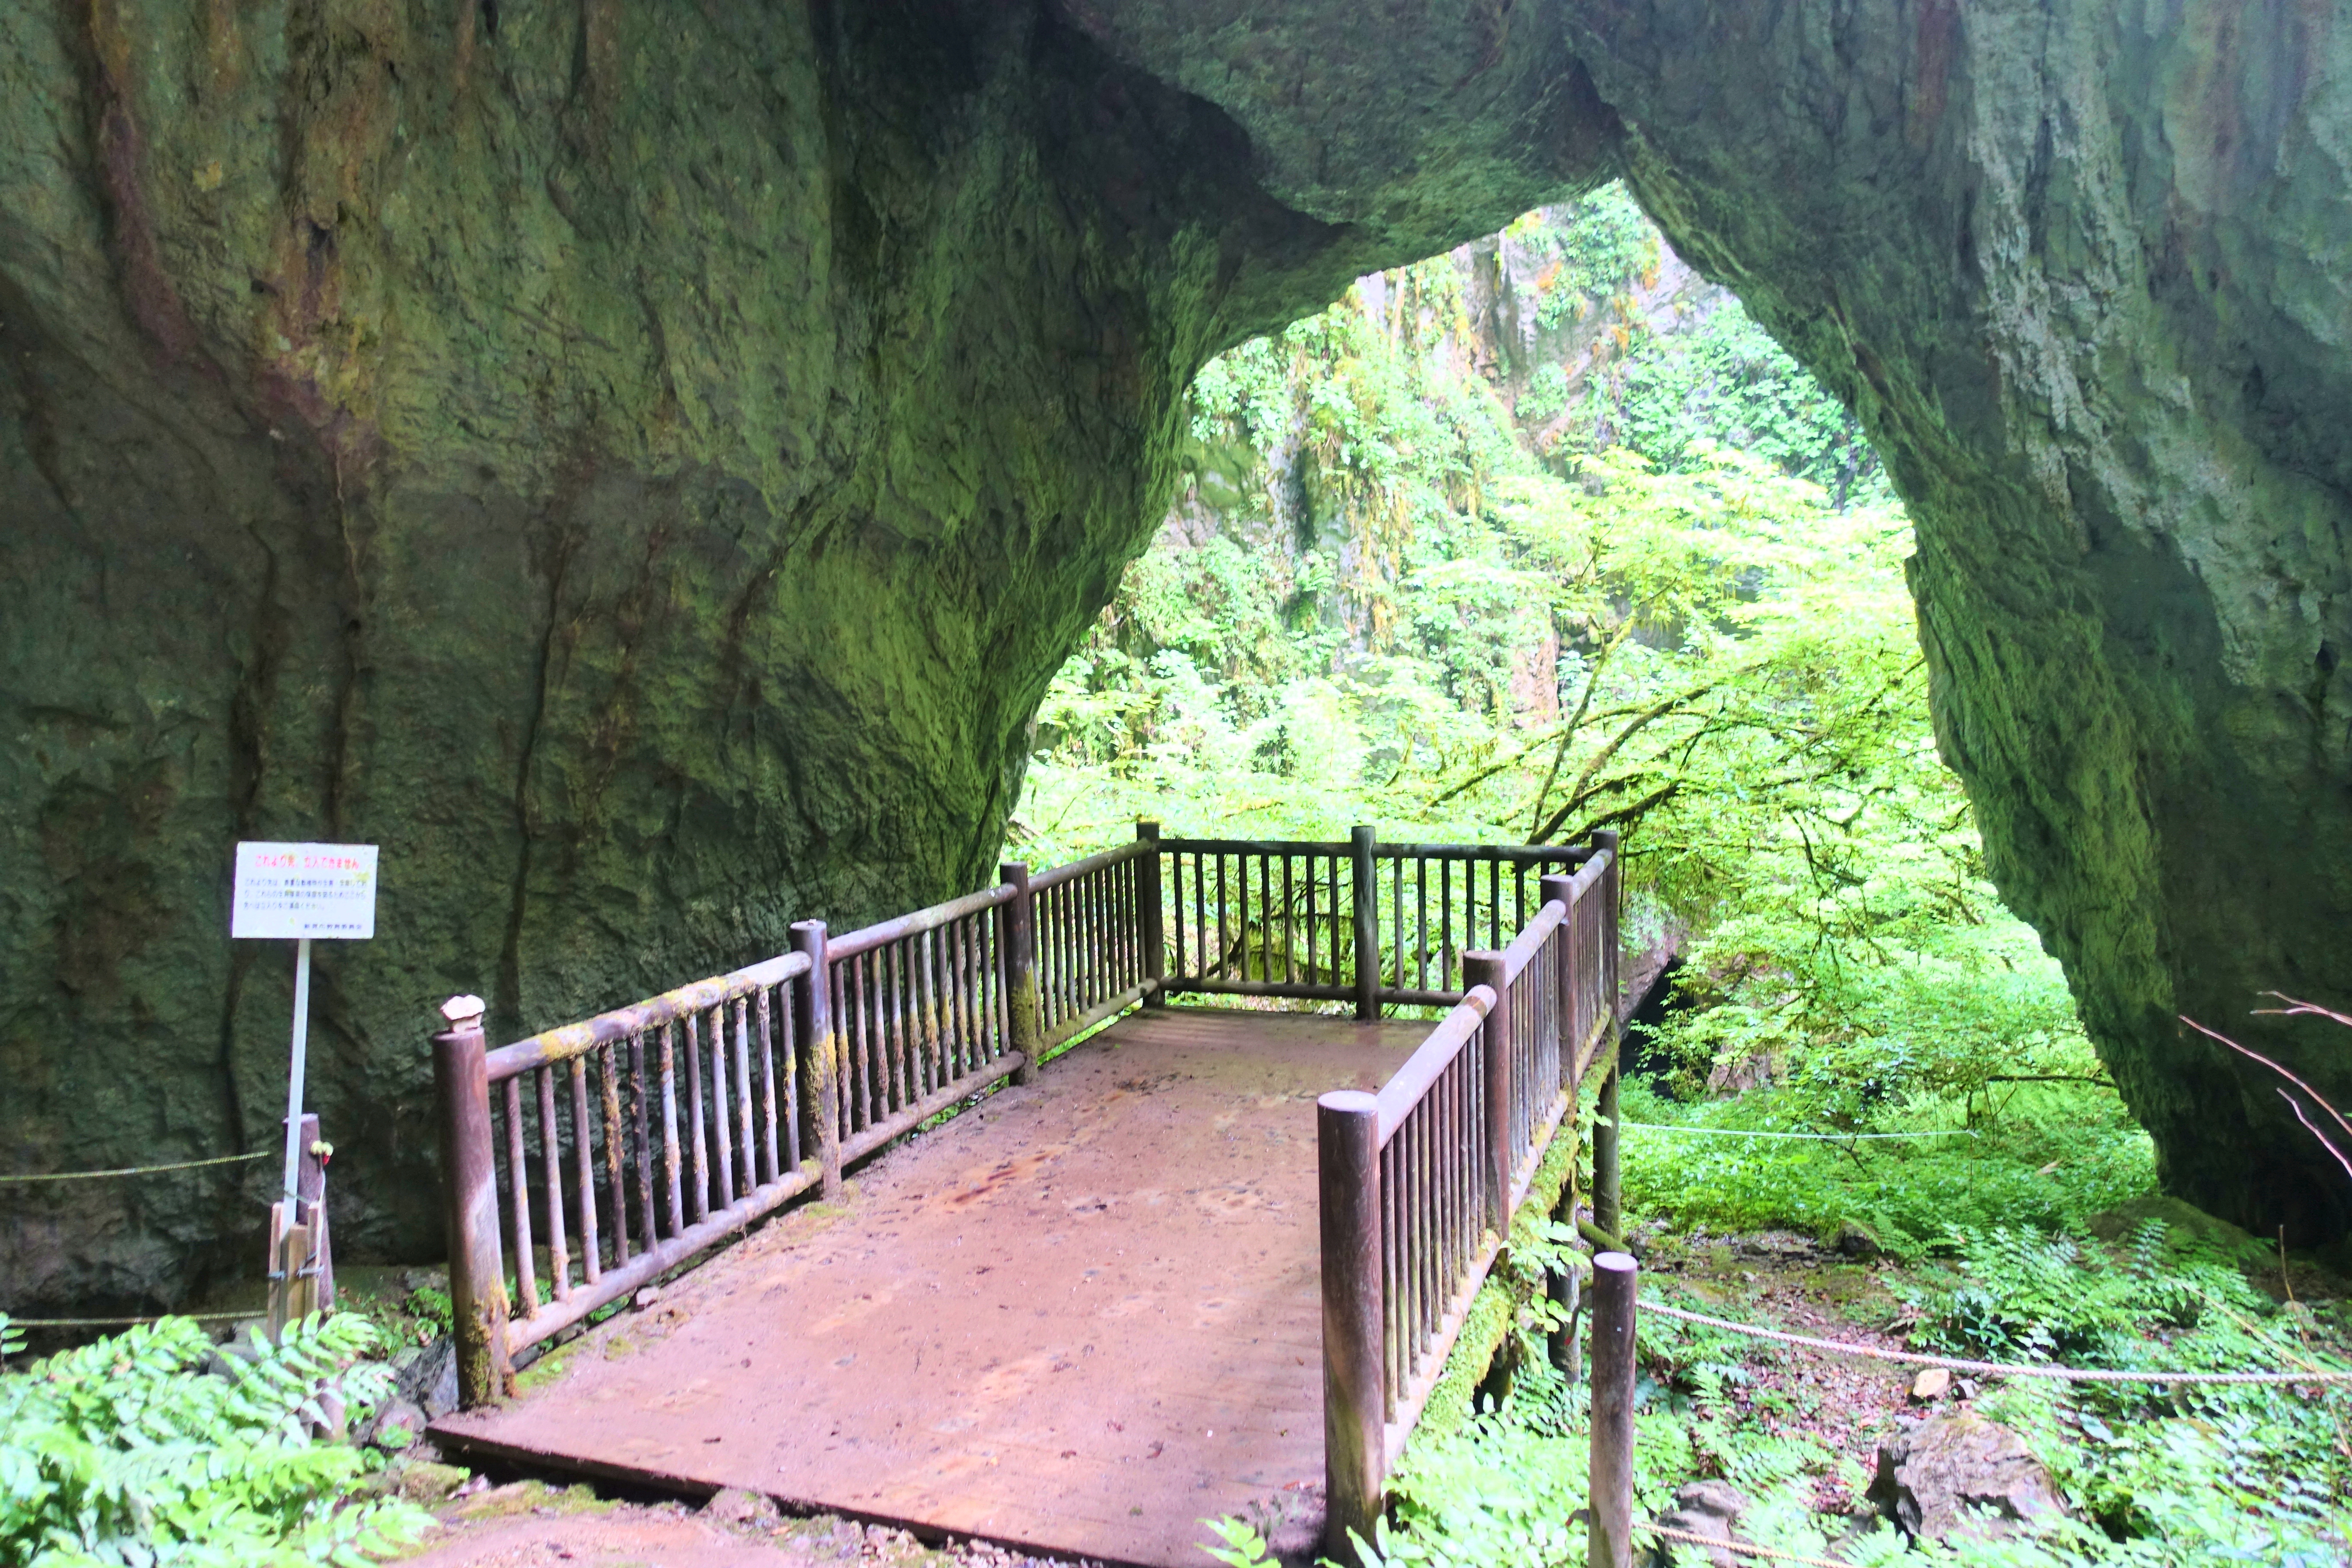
[1087,0,2352,1244]
[0,3,1613,1306]
[9,0,2352,1308]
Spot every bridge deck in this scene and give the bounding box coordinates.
[430,1006,1433,1568]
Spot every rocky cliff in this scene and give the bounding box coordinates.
[0,1,1608,1307]
[4,0,2347,1308]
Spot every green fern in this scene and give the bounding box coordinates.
[0,1314,428,1567]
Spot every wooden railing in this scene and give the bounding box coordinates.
[820,886,1019,1164]
[432,951,821,1402]
[1319,839,1619,1550]
[431,824,1617,1419]
[1026,842,1156,1043]
[1155,827,1592,1013]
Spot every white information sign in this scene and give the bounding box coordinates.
[232,842,380,940]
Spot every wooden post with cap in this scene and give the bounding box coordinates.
[1136,820,1166,1005]
[1589,1250,1638,1568]
[790,922,843,1201]
[1319,1088,1385,1562]
[434,994,510,1406]
[1001,861,1044,1083]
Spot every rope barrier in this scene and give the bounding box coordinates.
[1642,1300,2352,1385]
[0,1151,269,1184]
[1639,1522,1858,1567]
[1619,1121,1974,1142]
[5,1311,255,1328]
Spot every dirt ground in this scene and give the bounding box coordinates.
[397,1480,1108,1568]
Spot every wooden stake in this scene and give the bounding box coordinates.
[1589,1251,1637,1568]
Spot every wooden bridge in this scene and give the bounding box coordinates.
[426,825,1625,1566]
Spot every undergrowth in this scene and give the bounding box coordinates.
[0,1311,428,1566]
[1307,1213,2352,1568]
[1617,1078,2156,1253]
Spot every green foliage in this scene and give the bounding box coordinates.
[1517,362,1570,423]
[1515,185,1657,331]
[1902,1223,2352,1563]
[1618,1078,2156,1250]
[0,1314,427,1567]
[402,1285,453,1343]
[1594,298,1888,503]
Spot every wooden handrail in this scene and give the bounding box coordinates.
[825,882,1017,963]
[487,950,813,1081]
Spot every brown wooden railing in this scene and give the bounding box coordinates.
[1319,837,1620,1549]
[431,823,1618,1425]
[1155,827,1592,1014]
[1027,842,1156,1042]
[821,885,1019,1163]
[432,950,822,1401]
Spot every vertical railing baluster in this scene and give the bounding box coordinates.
[1415,856,1429,991]
[1194,851,1208,979]
[1305,853,1319,980]
[1168,849,1185,984]
[1380,1138,1400,1417]
[1214,853,1228,980]
[602,1042,630,1262]
[922,931,940,1090]
[758,987,780,1185]
[502,1075,539,1317]
[1390,858,1403,998]
[952,915,974,1075]
[686,1011,712,1222]
[1438,859,1452,992]
[1351,826,1378,1019]
[659,1020,685,1237]
[865,952,886,1126]
[1326,854,1341,987]
[537,1068,568,1302]
[779,983,803,1173]
[572,1057,602,1284]
[625,1035,652,1250]
[891,939,911,1111]
[711,1005,737,1206]
[842,956,865,1132]
[734,996,756,1197]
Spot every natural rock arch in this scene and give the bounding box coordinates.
[2,0,2343,1306]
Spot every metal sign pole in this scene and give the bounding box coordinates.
[279,935,312,1210]
[235,842,375,1340]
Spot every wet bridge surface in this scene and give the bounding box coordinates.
[432,1006,1429,1568]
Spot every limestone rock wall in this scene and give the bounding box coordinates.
[9,0,2351,1309]
[0,1,1608,1307]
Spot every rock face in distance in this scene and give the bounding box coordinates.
[6,0,2352,1305]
